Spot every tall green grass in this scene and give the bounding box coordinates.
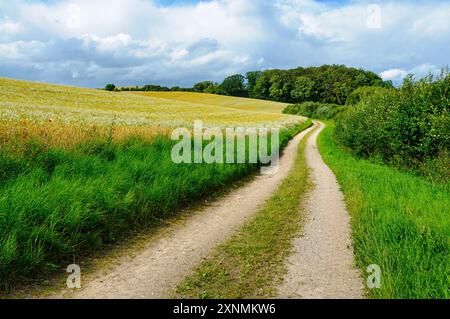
[0,122,309,291]
[318,123,449,299]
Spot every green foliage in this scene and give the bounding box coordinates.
[246,71,262,98]
[191,81,225,95]
[193,81,215,93]
[291,76,315,102]
[105,84,116,91]
[283,101,346,119]
[268,73,292,102]
[204,83,224,95]
[118,84,171,92]
[318,123,450,298]
[221,74,248,97]
[141,84,171,91]
[335,70,450,182]
[0,125,305,290]
[250,65,392,104]
[346,86,393,105]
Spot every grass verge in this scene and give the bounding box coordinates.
[175,124,315,298]
[318,122,449,299]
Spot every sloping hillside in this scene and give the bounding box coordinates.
[131,91,288,114]
[0,78,299,129]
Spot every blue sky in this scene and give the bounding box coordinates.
[0,0,449,87]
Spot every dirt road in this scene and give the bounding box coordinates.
[277,122,363,299]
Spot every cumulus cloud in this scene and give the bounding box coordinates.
[0,18,22,34]
[380,68,409,82]
[0,0,449,87]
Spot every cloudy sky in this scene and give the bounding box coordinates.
[0,0,449,87]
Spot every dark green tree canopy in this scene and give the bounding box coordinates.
[105,83,116,91]
[193,81,215,93]
[221,74,248,97]
[291,76,315,102]
[246,71,262,97]
[246,65,392,104]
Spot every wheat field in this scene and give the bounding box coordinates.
[132,91,288,114]
[0,78,303,149]
[0,78,299,129]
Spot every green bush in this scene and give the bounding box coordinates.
[346,86,394,105]
[335,71,450,182]
[283,101,346,119]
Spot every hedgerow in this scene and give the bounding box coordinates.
[283,101,347,120]
[335,71,449,182]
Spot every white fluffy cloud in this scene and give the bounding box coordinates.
[0,0,449,87]
[0,18,22,34]
[380,68,409,81]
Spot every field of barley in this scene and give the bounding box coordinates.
[0,78,302,151]
[0,78,298,129]
[131,91,288,114]
[0,77,305,290]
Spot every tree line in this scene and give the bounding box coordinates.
[105,64,393,105]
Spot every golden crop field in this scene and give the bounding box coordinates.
[0,78,300,128]
[132,91,288,114]
[0,78,302,149]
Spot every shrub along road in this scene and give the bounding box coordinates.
[48,124,317,298]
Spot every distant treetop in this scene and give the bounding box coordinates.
[105,83,116,91]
